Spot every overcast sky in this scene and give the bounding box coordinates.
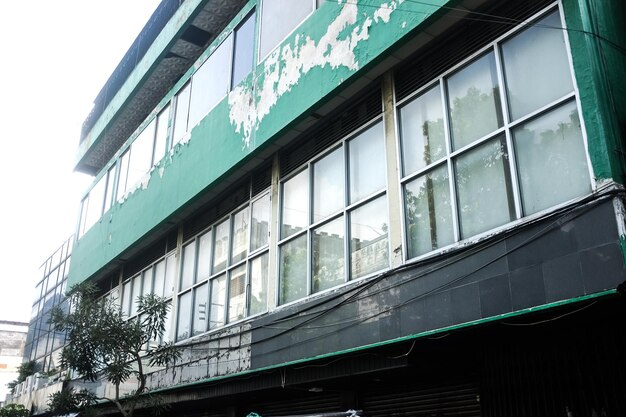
[0,0,162,323]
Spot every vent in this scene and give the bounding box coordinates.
[122,237,168,279]
[249,393,343,417]
[280,87,382,177]
[395,0,553,101]
[361,382,481,417]
[252,163,272,197]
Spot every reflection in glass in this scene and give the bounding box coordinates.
[176,291,191,341]
[282,170,308,238]
[251,194,270,251]
[117,150,130,199]
[313,148,344,222]
[164,254,177,297]
[232,11,257,88]
[209,275,226,329]
[188,36,233,129]
[173,83,191,145]
[405,164,453,258]
[249,253,268,316]
[126,120,155,190]
[455,137,514,238]
[104,164,117,212]
[448,53,503,149]
[514,102,589,214]
[313,217,345,293]
[180,243,196,290]
[280,234,307,304]
[122,280,131,316]
[213,220,230,273]
[349,123,386,203]
[130,276,141,316]
[153,259,165,297]
[502,12,573,120]
[141,269,153,297]
[228,265,246,322]
[259,0,313,59]
[231,208,249,264]
[197,231,212,281]
[350,197,389,279]
[400,85,446,175]
[192,283,208,336]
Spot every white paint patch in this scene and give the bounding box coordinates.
[229,1,400,148]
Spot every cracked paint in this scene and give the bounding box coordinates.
[228,1,401,148]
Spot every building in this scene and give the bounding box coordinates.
[12,0,626,415]
[0,321,28,406]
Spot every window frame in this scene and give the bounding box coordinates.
[395,4,594,264]
[174,190,271,342]
[277,116,391,307]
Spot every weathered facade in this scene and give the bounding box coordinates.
[16,0,626,415]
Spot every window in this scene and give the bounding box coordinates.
[172,82,191,145]
[259,0,314,60]
[232,10,257,88]
[279,121,389,305]
[176,192,270,341]
[398,8,590,260]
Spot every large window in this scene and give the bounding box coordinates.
[176,192,270,341]
[398,9,590,260]
[259,0,314,60]
[279,121,389,305]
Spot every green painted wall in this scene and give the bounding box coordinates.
[69,0,626,286]
[563,0,626,184]
[69,0,446,286]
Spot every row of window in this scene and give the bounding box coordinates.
[78,0,318,238]
[95,7,589,344]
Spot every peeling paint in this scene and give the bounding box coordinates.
[228,1,401,148]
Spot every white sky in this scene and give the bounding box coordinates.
[0,0,162,323]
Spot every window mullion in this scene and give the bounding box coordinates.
[440,78,460,243]
[494,44,522,220]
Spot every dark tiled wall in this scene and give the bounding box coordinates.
[251,198,626,368]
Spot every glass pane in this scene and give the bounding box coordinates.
[197,231,212,281]
[176,291,192,341]
[400,85,447,175]
[173,82,191,145]
[163,301,173,343]
[188,35,233,129]
[279,235,307,304]
[117,150,130,199]
[164,254,177,297]
[249,253,268,316]
[231,207,250,264]
[502,12,573,120]
[213,220,230,273]
[259,0,313,59]
[209,275,226,329]
[180,242,196,290]
[350,196,389,279]
[104,164,117,212]
[455,137,514,238]
[282,170,309,238]
[349,122,386,203]
[312,217,345,293]
[84,175,106,233]
[130,276,142,316]
[192,283,209,336]
[141,268,153,297]
[121,280,132,316]
[514,102,590,215]
[127,119,156,189]
[232,10,257,88]
[153,104,170,165]
[405,164,454,258]
[228,265,246,322]
[153,259,166,297]
[251,194,270,251]
[313,147,345,222]
[448,52,503,149]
